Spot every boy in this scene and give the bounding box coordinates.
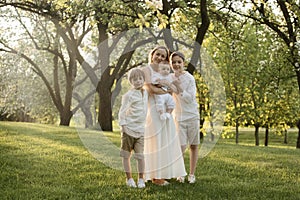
[170,51,200,184]
[118,68,148,188]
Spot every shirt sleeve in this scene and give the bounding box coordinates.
[180,75,197,104]
[118,92,131,126]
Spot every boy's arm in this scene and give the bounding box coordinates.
[118,93,131,126]
[179,78,196,104]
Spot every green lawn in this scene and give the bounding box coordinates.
[0,121,299,200]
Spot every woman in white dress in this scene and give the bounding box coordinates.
[142,46,186,186]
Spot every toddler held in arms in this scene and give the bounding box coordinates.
[151,61,176,120]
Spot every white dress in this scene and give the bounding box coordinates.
[144,66,187,181]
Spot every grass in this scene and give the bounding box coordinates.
[0,121,299,200]
[222,127,299,149]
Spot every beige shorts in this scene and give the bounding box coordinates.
[175,119,200,146]
[120,132,144,160]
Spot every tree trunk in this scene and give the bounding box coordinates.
[284,129,288,144]
[81,106,93,128]
[200,117,204,140]
[254,123,260,146]
[187,0,210,74]
[235,119,239,144]
[59,111,73,126]
[264,124,269,147]
[296,119,300,149]
[97,87,113,131]
[210,114,214,141]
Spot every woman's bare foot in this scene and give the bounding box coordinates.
[152,179,169,186]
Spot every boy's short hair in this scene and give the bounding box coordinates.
[170,51,185,62]
[128,68,145,83]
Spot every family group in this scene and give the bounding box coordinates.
[118,46,200,188]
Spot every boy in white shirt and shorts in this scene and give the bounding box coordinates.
[119,68,148,188]
[170,51,200,184]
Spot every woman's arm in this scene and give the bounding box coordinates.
[144,83,168,95]
[157,79,178,93]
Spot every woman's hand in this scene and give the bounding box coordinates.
[145,83,168,95]
[156,79,171,88]
[156,79,180,94]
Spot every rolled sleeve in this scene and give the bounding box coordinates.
[118,94,131,126]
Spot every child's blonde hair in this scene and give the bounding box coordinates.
[128,68,145,83]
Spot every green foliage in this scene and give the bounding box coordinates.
[0,122,299,199]
[0,52,58,123]
[206,16,299,131]
[0,0,299,138]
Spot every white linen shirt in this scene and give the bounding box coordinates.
[172,72,200,122]
[118,88,148,138]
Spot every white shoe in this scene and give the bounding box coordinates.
[176,176,185,183]
[160,113,167,120]
[165,113,171,119]
[137,178,146,188]
[188,174,196,184]
[126,178,137,188]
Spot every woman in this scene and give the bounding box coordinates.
[142,46,186,186]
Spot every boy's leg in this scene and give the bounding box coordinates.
[122,157,132,179]
[187,119,200,183]
[134,136,145,179]
[189,144,198,175]
[137,159,146,188]
[120,132,135,183]
[137,158,145,179]
[134,137,146,188]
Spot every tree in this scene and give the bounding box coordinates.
[0,0,211,133]
[0,7,87,126]
[0,49,58,123]
[225,0,300,148]
[207,2,299,146]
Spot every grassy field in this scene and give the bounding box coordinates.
[0,121,299,200]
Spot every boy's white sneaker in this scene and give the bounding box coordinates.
[188,174,196,184]
[126,178,137,188]
[137,178,146,188]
